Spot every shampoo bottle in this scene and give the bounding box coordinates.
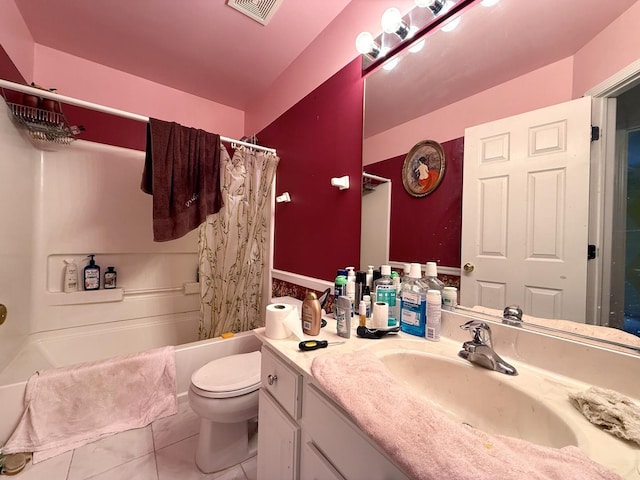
[104,266,117,289]
[301,291,322,336]
[84,254,101,291]
[63,258,78,293]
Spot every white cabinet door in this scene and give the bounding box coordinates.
[257,389,299,480]
[461,97,591,322]
[300,439,345,480]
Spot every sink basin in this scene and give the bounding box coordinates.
[377,350,578,449]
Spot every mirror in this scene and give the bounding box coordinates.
[362,0,640,351]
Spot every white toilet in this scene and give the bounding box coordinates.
[188,350,261,473]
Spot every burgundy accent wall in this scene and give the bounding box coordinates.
[259,59,364,282]
[0,46,25,84]
[365,137,464,267]
[63,105,146,151]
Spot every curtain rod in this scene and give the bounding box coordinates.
[0,79,277,154]
[363,172,390,183]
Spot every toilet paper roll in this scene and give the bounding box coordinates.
[265,303,304,340]
[372,301,389,329]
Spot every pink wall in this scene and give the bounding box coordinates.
[245,0,415,134]
[0,0,34,82]
[365,138,464,268]
[259,59,364,282]
[363,58,575,165]
[573,0,640,96]
[33,46,245,139]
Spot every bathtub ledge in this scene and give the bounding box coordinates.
[46,288,124,306]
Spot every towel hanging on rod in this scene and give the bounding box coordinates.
[0,79,276,154]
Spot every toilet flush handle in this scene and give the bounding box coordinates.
[267,374,277,385]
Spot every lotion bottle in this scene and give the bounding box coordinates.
[84,254,101,291]
[63,258,78,293]
[301,291,321,336]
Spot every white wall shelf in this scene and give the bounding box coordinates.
[183,282,200,295]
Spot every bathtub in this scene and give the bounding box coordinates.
[0,312,262,443]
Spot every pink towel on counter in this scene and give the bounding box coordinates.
[3,346,177,463]
[311,351,622,480]
[141,118,223,241]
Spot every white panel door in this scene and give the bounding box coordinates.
[461,97,592,322]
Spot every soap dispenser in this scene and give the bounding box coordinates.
[84,254,101,290]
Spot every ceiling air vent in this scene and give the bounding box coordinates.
[226,0,283,26]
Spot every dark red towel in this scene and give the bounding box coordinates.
[141,118,223,241]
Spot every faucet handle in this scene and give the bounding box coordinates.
[459,320,492,346]
[503,305,523,326]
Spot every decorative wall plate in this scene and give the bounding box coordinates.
[401,139,446,197]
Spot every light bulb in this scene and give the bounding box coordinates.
[481,0,499,5]
[414,0,431,7]
[382,57,400,71]
[381,7,403,33]
[441,16,460,32]
[355,32,380,57]
[409,38,425,53]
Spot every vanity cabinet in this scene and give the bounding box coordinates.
[257,344,409,480]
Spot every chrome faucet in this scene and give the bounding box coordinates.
[458,320,518,375]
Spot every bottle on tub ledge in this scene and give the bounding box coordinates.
[83,254,101,291]
[63,258,79,293]
[104,266,118,289]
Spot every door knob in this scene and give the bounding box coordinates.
[267,374,278,385]
[0,304,6,325]
[463,262,475,273]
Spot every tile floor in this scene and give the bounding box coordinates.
[12,401,257,480]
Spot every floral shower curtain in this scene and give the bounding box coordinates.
[198,145,279,339]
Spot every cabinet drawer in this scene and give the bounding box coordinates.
[303,382,409,480]
[261,345,301,418]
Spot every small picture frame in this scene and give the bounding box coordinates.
[401,140,446,197]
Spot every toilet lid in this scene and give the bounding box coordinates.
[191,351,261,398]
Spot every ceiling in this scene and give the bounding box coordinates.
[13,0,354,110]
[364,0,638,138]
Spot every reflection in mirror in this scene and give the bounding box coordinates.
[362,0,640,350]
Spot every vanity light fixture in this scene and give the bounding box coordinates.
[356,0,469,70]
[381,7,410,40]
[355,31,382,59]
[480,0,500,6]
[415,0,452,16]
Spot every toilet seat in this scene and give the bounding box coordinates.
[191,351,261,399]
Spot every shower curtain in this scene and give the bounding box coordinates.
[198,145,279,339]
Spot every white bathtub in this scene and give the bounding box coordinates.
[0,313,262,443]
